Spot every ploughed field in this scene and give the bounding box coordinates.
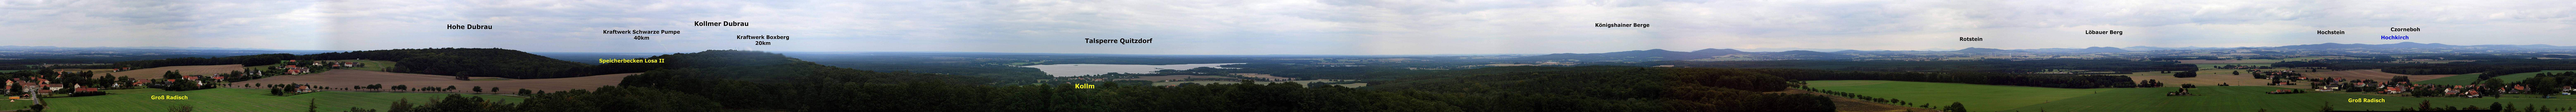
[1806,80,2576,112]
[229,70,638,94]
[99,65,245,81]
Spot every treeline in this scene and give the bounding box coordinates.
[54,48,616,79]
[1366,66,1835,111]
[300,48,600,79]
[108,54,295,69]
[1161,63,1442,82]
[2284,58,2576,77]
[1731,68,2138,88]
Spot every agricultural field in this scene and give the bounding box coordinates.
[51,69,115,73]
[2004,86,2576,112]
[100,65,245,80]
[2195,64,2277,69]
[1769,89,1942,112]
[2195,64,2274,69]
[43,88,523,112]
[1804,80,2115,112]
[2173,59,2285,64]
[0,99,26,110]
[230,70,637,94]
[99,89,170,94]
[2417,70,2576,85]
[0,69,32,73]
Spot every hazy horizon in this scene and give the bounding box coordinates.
[8,0,2572,55]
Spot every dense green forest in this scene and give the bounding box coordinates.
[1602,59,2195,73]
[106,54,296,69]
[299,48,601,79]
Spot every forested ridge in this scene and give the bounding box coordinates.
[1604,59,2196,73]
[78,48,610,79]
[299,48,600,79]
[361,50,1845,112]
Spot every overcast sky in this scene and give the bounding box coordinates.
[3,0,2572,55]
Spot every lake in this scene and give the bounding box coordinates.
[1020,63,1244,77]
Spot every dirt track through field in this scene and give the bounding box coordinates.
[229,70,638,94]
[99,65,244,80]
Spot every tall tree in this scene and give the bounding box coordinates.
[163,71,181,80]
[1945,102,1967,112]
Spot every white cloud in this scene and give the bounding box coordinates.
[0,0,2570,55]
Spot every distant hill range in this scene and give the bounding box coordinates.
[1498,42,2576,62]
[2068,47,2131,53]
[1953,47,2023,53]
[2274,42,2466,49]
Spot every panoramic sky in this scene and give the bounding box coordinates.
[3,0,2572,55]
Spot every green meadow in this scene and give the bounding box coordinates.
[43,88,521,112]
[1804,80,2116,112]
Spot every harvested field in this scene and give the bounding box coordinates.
[2302,69,2455,82]
[99,65,244,80]
[51,69,114,73]
[230,70,637,94]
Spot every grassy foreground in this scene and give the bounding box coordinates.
[43,88,522,112]
[1808,80,2576,112]
[1804,80,2115,112]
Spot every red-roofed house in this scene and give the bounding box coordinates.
[2382,87,2405,94]
[72,88,97,93]
[296,85,316,92]
[2462,91,2484,98]
[35,84,62,90]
